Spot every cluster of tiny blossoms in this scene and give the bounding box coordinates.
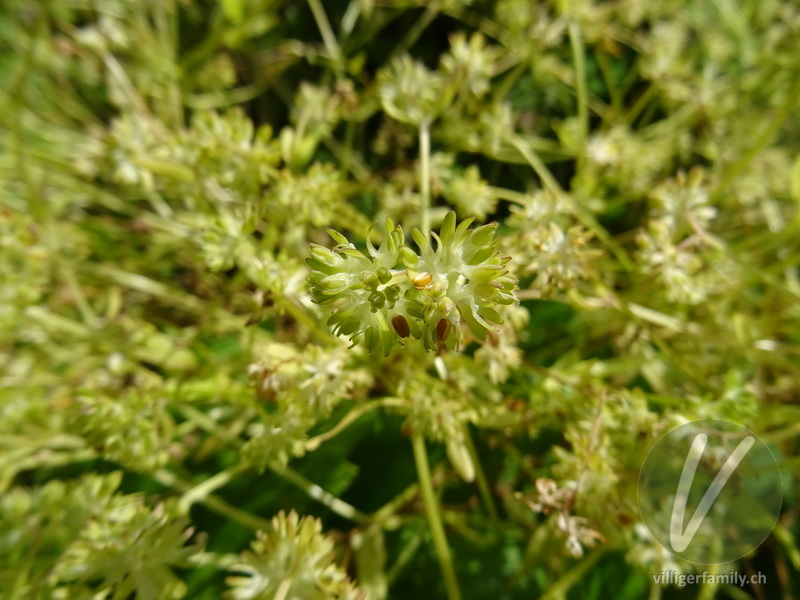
[226,511,367,600]
[307,212,518,354]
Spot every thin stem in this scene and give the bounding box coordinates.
[508,134,633,270]
[0,449,97,494]
[154,469,274,531]
[154,0,182,128]
[340,0,361,39]
[341,119,356,174]
[305,397,407,451]
[569,21,589,184]
[696,558,721,600]
[419,120,432,237]
[178,464,248,513]
[492,60,527,104]
[271,463,370,523]
[411,433,462,600]
[648,579,663,600]
[719,585,757,600]
[648,543,664,600]
[307,0,341,64]
[372,479,422,526]
[539,548,607,600]
[440,6,503,40]
[508,134,562,194]
[463,429,499,522]
[58,257,98,327]
[487,185,528,205]
[596,50,622,120]
[323,134,370,182]
[102,53,149,116]
[389,6,437,62]
[567,392,606,513]
[89,264,205,313]
[622,84,656,126]
[387,526,424,583]
[186,83,266,110]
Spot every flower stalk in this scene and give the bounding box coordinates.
[411,432,462,600]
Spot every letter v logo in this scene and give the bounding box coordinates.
[669,433,755,553]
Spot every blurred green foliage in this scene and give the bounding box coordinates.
[1,0,800,599]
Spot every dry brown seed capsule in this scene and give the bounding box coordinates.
[436,318,452,341]
[392,315,410,338]
[412,272,432,289]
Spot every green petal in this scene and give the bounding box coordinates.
[470,222,498,247]
[400,246,419,267]
[478,306,504,324]
[306,258,338,275]
[454,216,475,244]
[457,300,488,340]
[365,223,378,259]
[412,228,429,253]
[327,229,350,245]
[465,245,495,266]
[439,211,457,246]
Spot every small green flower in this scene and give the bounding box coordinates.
[226,511,355,600]
[55,497,201,599]
[408,212,519,350]
[378,56,443,125]
[440,32,500,99]
[443,165,498,220]
[307,218,417,355]
[307,213,518,354]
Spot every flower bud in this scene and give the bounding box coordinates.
[368,291,386,309]
[385,285,400,304]
[377,267,392,284]
[361,272,380,290]
[319,273,350,294]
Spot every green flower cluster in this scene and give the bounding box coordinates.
[0,472,202,600]
[226,511,367,600]
[307,212,518,355]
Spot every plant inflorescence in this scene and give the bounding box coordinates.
[2,0,800,599]
[307,212,518,354]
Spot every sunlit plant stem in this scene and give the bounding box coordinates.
[412,433,462,600]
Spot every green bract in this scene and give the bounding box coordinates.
[307,212,518,354]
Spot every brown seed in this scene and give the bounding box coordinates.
[392,315,410,338]
[436,318,452,341]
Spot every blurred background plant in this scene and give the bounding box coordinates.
[1,0,800,598]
